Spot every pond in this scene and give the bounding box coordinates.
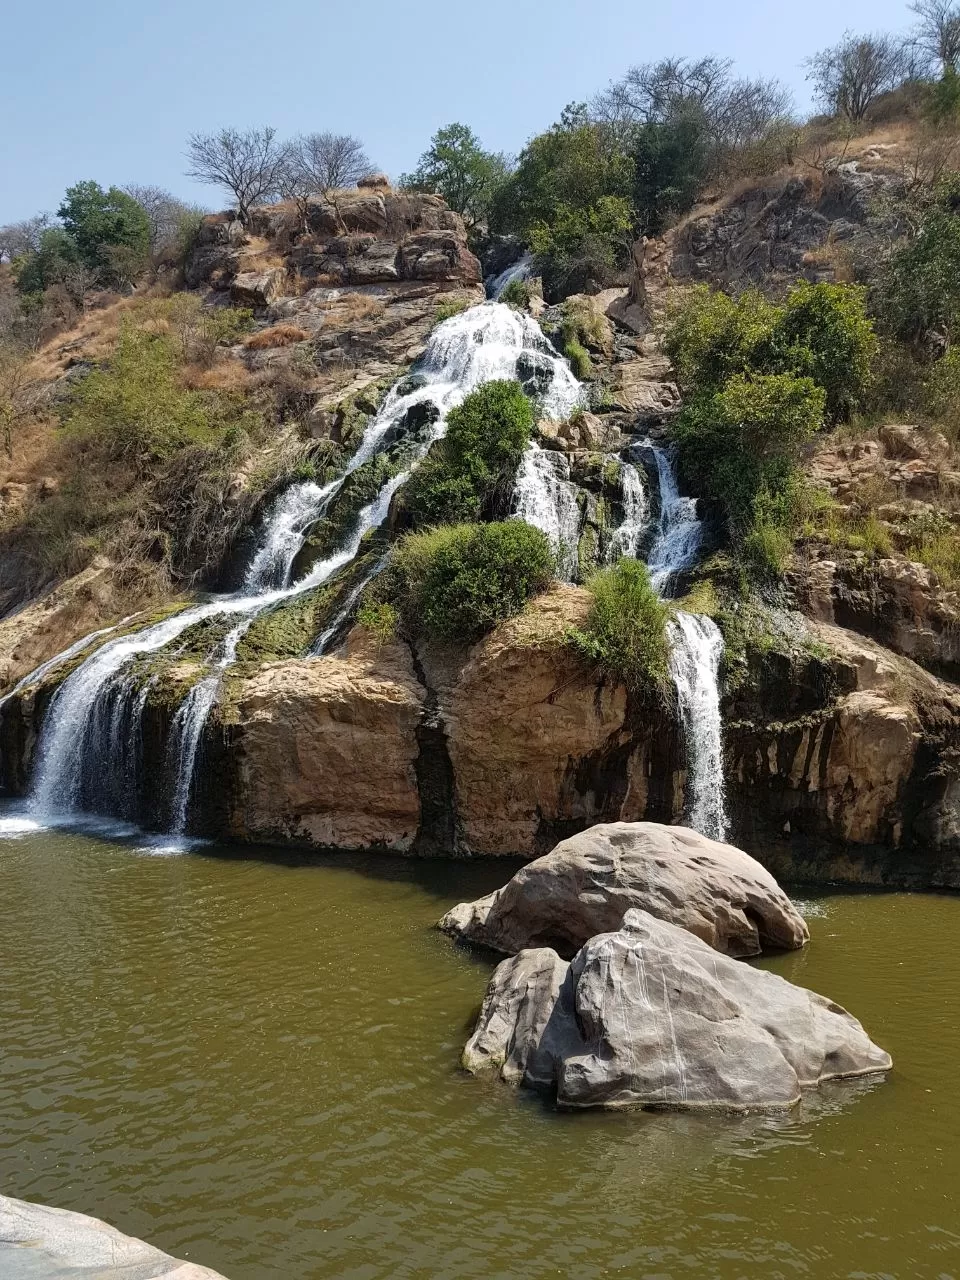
[1,815,957,1279]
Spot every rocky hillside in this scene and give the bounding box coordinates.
[5,154,960,889]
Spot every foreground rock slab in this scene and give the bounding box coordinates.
[463,909,891,1112]
[440,822,809,958]
[0,1194,228,1279]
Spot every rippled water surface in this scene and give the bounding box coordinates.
[1,817,958,1279]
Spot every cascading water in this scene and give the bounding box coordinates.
[607,462,648,561]
[13,301,580,837]
[488,254,533,300]
[641,442,728,842]
[513,444,582,579]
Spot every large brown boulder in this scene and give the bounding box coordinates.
[0,1192,228,1278]
[440,821,809,958]
[462,909,891,1111]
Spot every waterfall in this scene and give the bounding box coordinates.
[489,253,533,300]
[645,445,704,595]
[13,302,579,836]
[667,612,728,842]
[607,462,649,561]
[641,442,728,842]
[513,444,582,580]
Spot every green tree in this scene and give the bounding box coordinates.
[630,111,710,235]
[13,227,81,296]
[400,124,509,227]
[872,177,960,346]
[57,181,151,282]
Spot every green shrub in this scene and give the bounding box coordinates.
[434,296,472,323]
[563,337,592,380]
[62,323,222,464]
[393,521,554,642]
[674,372,826,536]
[765,282,877,421]
[568,558,670,693]
[663,281,875,420]
[662,286,776,391]
[871,178,960,347]
[356,599,399,646]
[404,379,534,528]
[499,277,533,309]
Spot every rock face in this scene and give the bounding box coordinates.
[462,909,892,1111]
[440,822,809,958]
[228,633,425,850]
[0,1192,228,1278]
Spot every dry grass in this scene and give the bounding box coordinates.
[244,324,312,350]
[317,293,386,323]
[180,359,255,392]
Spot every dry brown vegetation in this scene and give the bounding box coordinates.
[244,323,311,350]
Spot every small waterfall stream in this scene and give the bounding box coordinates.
[640,443,729,842]
[512,444,582,579]
[14,302,580,837]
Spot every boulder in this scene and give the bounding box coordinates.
[230,268,288,308]
[0,1192,228,1278]
[440,821,809,958]
[462,908,891,1111]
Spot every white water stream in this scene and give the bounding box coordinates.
[10,302,580,837]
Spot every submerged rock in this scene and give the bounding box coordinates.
[440,821,809,958]
[0,1192,228,1278]
[462,909,891,1112]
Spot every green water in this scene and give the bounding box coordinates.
[1,821,958,1280]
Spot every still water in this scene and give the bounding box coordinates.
[0,818,957,1280]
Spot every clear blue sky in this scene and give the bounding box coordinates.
[1,0,916,224]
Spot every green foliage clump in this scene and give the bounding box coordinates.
[400,123,509,228]
[58,181,151,281]
[631,112,710,235]
[568,558,670,693]
[434,295,473,323]
[404,380,534,527]
[393,521,554,643]
[675,373,825,572]
[663,280,876,578]
[63,324,239,464]
[871,177,960,347]
[499,276,535,309]
[356,599,399,647]
[663,281,876,419]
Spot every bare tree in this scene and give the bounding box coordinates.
[0,214,52,263]
[184,127,287,222]
[806,32,910,121]
[278,132,375,232]
[911,0,960,70]
[593,57,793,157]
[293,132,374,191]
[123,184,207,253]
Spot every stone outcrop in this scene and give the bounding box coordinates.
[0,1193,228,1279]
[726,620,960,884]
[228,632,425,850]
[462,908,892,1111]
[440,821,809,957]
[188,190,481,302]
[666,167,902,295]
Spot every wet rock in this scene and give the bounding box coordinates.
[440,821,809,958]
[0,1192,228,1278]
[462,908,891,1111]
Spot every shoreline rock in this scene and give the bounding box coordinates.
[0,1193,228,1278]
